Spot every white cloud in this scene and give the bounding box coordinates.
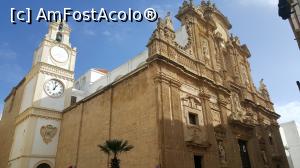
[0,43,17,60]
[0,64,25,84]
[275,101,300,124]
[84,29,96,36]
[81,24,98,36]
[236,0,277,7]
[101,30,124,42]
[102,30,112,37]
[83,26,97,36]
[0,49,17,60]
[151,3,179,18]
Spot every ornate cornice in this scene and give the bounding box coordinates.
[154,72,182,88]
[185,141,211,150]
[242,99,280,119]
[199,88,211,100]
[26,62,74,82]
[218,95,230,107]
[42,38,75,52]
[15,107,62,125]
[148,55,231,97]
[8,154,56,162]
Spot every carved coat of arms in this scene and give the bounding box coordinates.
[40,125,57,144]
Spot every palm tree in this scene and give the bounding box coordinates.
[98,139,134,168]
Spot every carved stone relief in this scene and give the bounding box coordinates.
[240,64,250,86]
[218,140,227,164]
[175,16,193,55]
[185,126,207,145]
[259,79,270,100]
[232,92,242,113]
[229,92,246,123]
[182,96,202,112]
[182,95,207,144]
[210,96,222,126]
[40,124,57,144]
[201,39,211,66]
[261,150,268,165]
[211,110,222,126]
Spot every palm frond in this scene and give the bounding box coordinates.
[123,145,134,152]
[98,139,134,156]
[98,144,110,154]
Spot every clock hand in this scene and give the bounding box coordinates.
[53,84,58,90]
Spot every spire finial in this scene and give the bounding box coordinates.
[167,11,171,17]
[164,12,174,31]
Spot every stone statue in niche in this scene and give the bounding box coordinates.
[259,79,270,100]
[231,93,243,120]
[233,93,242,112]
[218,141,227,164]
[40,124,57,144]
[165,12,174,31]
[259,79,267,91]
[201,39,210,65]
[261,150,268,164]
[241,65,250,86]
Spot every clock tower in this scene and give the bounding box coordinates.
[8,22,76,168]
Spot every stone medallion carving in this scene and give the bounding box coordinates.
[40,125,57,144]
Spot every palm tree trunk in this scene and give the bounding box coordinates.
[110,155,120,168]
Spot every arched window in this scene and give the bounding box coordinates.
[56,32,63,42]
[36,163,51,168]
[58,22,63,31]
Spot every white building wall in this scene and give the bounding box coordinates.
[10,120,29,160]
[71,25,190,102]
[20,76,37,113]
[31,118,60,155]
[280,121,300,168]
[72,50,148,102]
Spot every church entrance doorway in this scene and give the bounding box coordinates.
[193,155,202,168]
[36,163,51,168]
[238,139,251,168]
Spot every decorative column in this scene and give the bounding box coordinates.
[216,94,231,168]
[198,88,219,168]
[271,123,289,168]
[154,73,184,168]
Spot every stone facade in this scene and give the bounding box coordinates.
[0,1,289,168]
[56,1,289,168]
[0,79,25,168]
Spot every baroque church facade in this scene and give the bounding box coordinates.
[0,1,289,168]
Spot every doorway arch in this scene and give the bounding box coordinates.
[36,163,51,168]
[33,160,53,168]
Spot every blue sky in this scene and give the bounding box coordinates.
[0,0,299,123]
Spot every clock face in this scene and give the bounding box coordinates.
[44,79,64,97]
[50,46,69,63]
